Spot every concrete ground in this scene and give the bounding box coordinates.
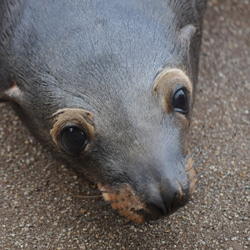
[0,0,249,249]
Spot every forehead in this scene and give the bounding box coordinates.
[16,0,181,85]
[9,0,188,125]
[41,4,181,101]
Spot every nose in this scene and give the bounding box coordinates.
[147,182,190,218]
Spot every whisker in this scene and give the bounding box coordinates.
[182,149,203,168]
[88,200,113,209]
[71,194,103,199]
[187,122,205,158]
[184,155,203,172]
[193,157,205,169]
[195,168,206,179]
[80,188,99,192]
[188,137,203,160]
[99,190,114,194]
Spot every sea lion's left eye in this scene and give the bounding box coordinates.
[60,125,88,155]
[172,87,190,114]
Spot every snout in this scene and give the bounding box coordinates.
[145,180,191,219]
[98,158,196,223]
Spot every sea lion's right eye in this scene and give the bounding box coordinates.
[60,125,88,155]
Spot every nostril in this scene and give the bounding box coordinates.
[147,187,190,219]
[146,194,167,217]
[147,192,176,217]
[148,203,166,217]
[168,192,181,213]
[170,189,190,211]
[161,192,178,214]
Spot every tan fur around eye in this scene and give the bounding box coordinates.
[50,108,95,146]
[152,68,193,114]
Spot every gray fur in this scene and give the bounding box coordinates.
[0,0,207,221]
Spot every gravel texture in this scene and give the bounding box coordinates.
[0,1,249,249]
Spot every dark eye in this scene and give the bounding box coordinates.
[60,126,88,155]
[172,87,190,114]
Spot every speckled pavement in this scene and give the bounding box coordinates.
[0,1,249,249]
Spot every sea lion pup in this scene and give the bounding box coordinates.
[0,0,206,223]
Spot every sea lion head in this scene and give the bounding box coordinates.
[0,1,203,223]
[49,67,196,223]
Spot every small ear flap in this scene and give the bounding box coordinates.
[180,24,197,48]
[0,80,24,104]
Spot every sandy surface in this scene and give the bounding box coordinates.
[0,1,249,249]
